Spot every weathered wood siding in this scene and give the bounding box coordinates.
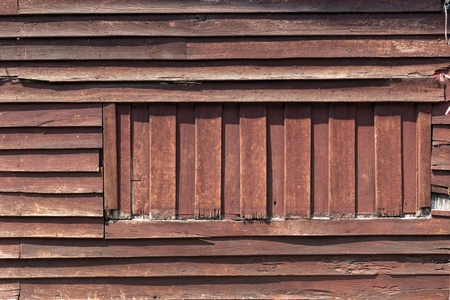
[0,0,449,299]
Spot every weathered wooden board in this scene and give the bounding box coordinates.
[0,218,103,238]
[0,79,441,103]
[432,209,450,217]
[0,173,103,194]
[433,126,450,142]
[0,193,103,217]
[0,14,444,37]
[401,103,417,214]
[0,282,19,300]
[22,236,450,258]
[105,219,450,239]
[0,128,102,149]
[0,0,17,15]
[16,0,441,14]
[432,171,450,188]
[18,276,450,300]
[3,59,448,82]
[0,150,99,172]
[417,104,432,209]
[117,104,131,217]
[432,102,450,125]
[0,240,19,259]
[432,144,450,170]
[103,103,118,210]
[2,255,448,278]
[0,104,102,127]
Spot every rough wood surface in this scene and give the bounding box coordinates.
[432,102,450,125]
[0,218,103,238]
[0,150,99,172]
[0,193,103,217]
[0,0,17,15]
[16,0,441,14]
[105,219,450,239]
[401,103,417,214]
[117,104,131,217]
[103,103,118,210]
[0,282,19,300]
[0,240,19,259]
[432,171,450,188]
[417,104,432,209]
[432,144,450,170]
[431,209,450,217]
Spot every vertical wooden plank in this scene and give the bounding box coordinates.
[375,104,402,216]
[149,104,176,220]
[329,103,356,217]
[417,103,432,210]
[356,103,375,215]
[177,103,195,219]
[117,104,131,217]
[222,103,240,219]
[240,103,267,219]
[267,103,284,219]
[131,104,149,215]
[195,104,222,219]
[402,103,417,214]
[285,103,311,219]
[103,103,118,210]
[311,104,329,217]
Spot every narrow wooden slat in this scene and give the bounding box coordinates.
[431,209,450,217]
[374,104,402,216]
[149,104,176,220]
[0,193,103,217]
[0,240,19,259]
[0,103,102,127]
[222,103,240,219]
[433,126,450,142]
[0,38,186,60]
[0,172,103,194]
[0,282,19,300]
[267,103,284,219]
[329,104,356,217]
[356,103,375,215]
[0,14,444,38]
[117,104,131,217]
[431,170,450,188]
[0,79,441,103]
[417,104,432,209]
[240,103,267,219]
[432,144,450,170]
[402,103,417,214]
[432,184,449,195]
[2,255,448,278]
[195,104,222,219]
[187,37,450,60]
[0,127,102,149]
[311,104,328,217]
[103,103,118,210]
[0,150,99,172]
[177,103,195,219]
[0,0,17,15]
[131,104,149,215]
[17,0,441,14]
[0,218,103,238]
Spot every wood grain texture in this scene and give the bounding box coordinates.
[432,144,450,170]
[222,103,240,219]
[0,127,102,149]
[0,172,103,194]
[433,126,450,142]
[0,0,17,15]
[149,104,176,219]
[240,104,267,219]
[0,104,102,127]
[0,218,103,238]
[16,0,441,14]
[0,150,99,172]
[431,209,450,217]
[432,102,450,125]
[177,103,195,219]
[103,103,118,210]
[329,104,356,217]
[0,282,19,300]
[105,219,450,239]
[356,103,375,215]
[401,103,417,214]
[0,193,103,217]
[432,170,450,188]
[117,104,131,217]
[374,104,402,216]
[284,103,311,218]
[417,104,432,209]
[0,240,19,259]
[195,104,222,219]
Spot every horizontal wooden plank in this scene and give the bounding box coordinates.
[0,103,102,127]
[105,219,450,238]
[0,14,444,38]
[18,276,450,300]
[0,0,17,15]
[2,59,448,82]
[0,282,19,300]
[0,79,442,103]
[433,126,450,142]
[0,38,185,60]
[0,150,99,172]
[432,185,450,195]
[0,128,102,149]
[0,240,19,259]
[432,209,450,217]
[187,37,450,59]
[0,172,103,194]
[0,193,103,217]
[432,144,450,171]
[0,218,103,238]
[432,102,450,125]
[1,255,448,278]
[432,171,450,189]
[16,0,441,14]
[21,236,450,258]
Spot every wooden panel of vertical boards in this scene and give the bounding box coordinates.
[107,103,433,220]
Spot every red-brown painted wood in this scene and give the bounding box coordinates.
[117,104,132,217]
[0,240,19,258]
[103,103,118,210]
[401,103,417,214]
[417,104,432,209]
[0,0,17,15]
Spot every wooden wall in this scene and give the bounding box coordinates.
[0,0,449,299]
